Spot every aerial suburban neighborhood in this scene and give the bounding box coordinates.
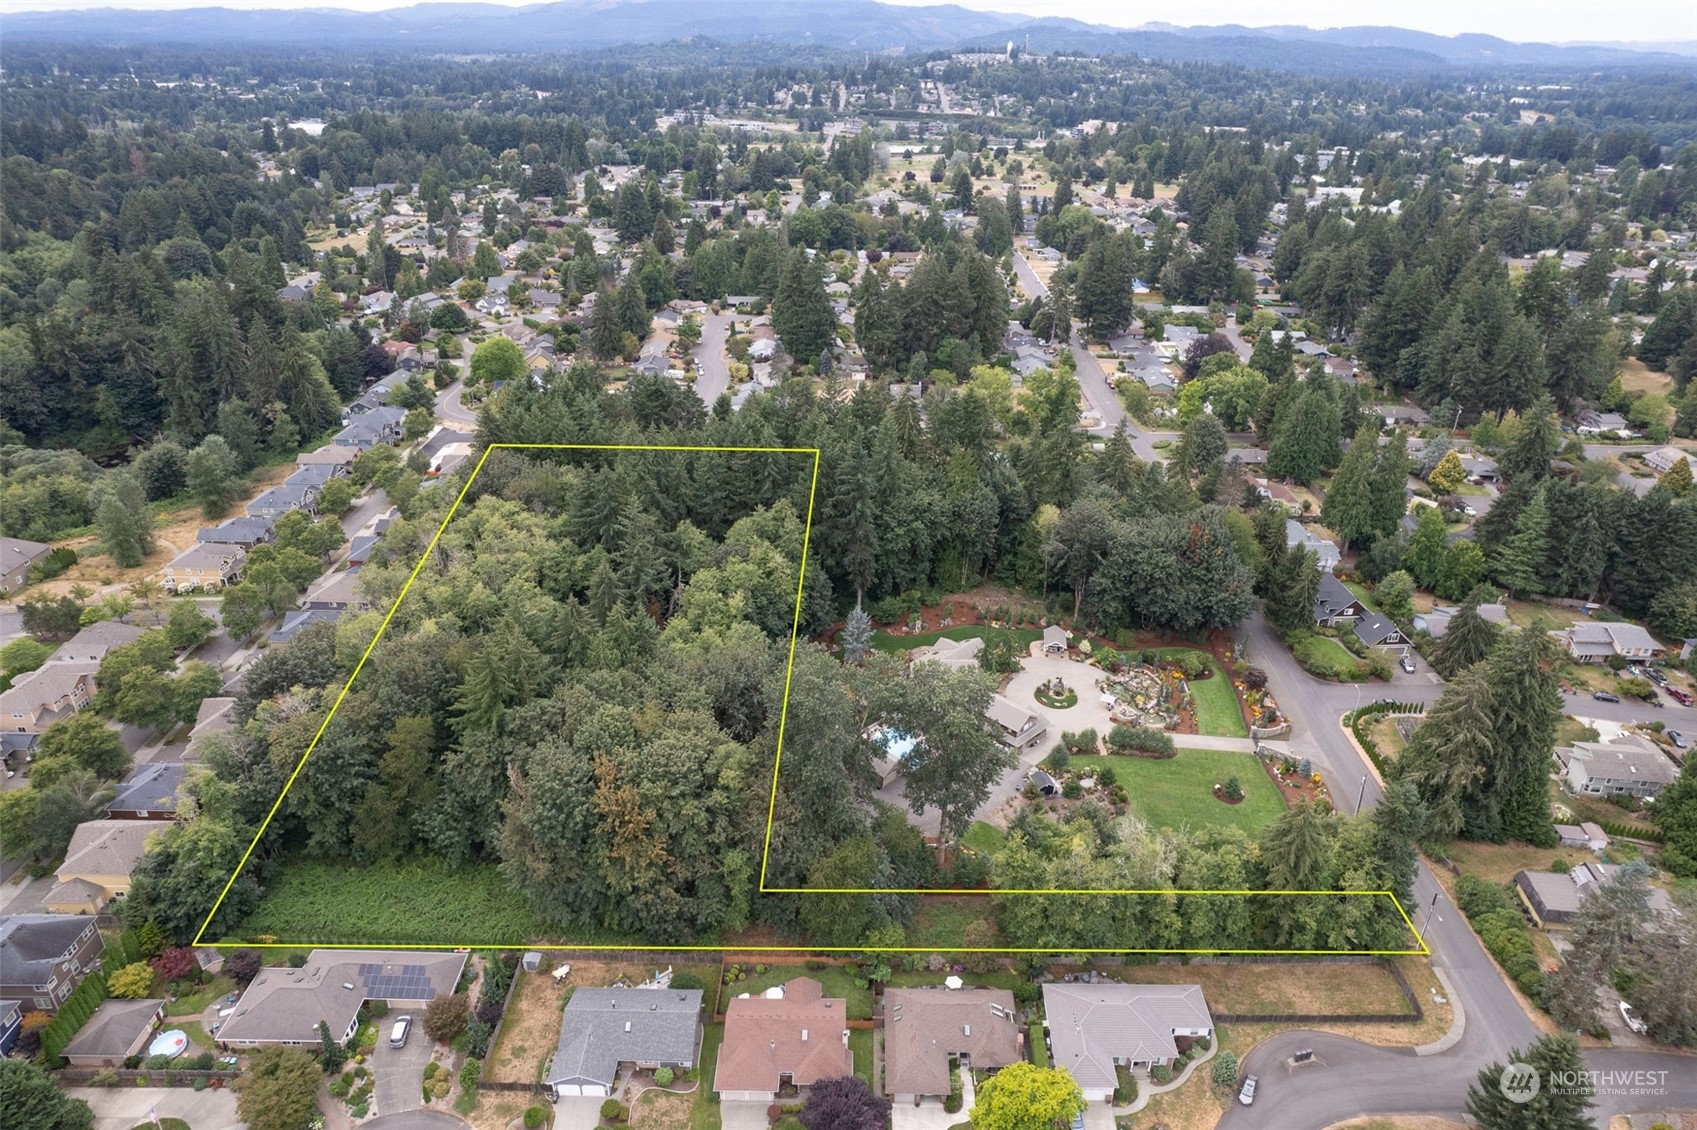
[2,2,1697,1130]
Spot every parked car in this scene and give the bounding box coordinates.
[1670,731,1689,750]
[1668,687,1694,707]
[1593,691,1622,703]
[390,1015,412,1048]
[1239,1075,1259,1105]
[1400,655,1417,674]
[1619,1000,1648,1035]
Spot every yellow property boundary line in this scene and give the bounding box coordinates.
[193,442,1427,956]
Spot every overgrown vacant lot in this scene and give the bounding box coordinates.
[1102,959,1413,1016]
[1097,750,1285,833]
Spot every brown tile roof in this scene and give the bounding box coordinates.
[713,978,854,1093]
[883,988,1020,1097]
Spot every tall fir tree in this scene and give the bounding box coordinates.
[773,246,836,364]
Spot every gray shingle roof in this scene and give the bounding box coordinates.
[220,949,466,1045]
[1043,983,1213,1088]
[0,915,99,984]
[109,763,189,815]
[547,987,702,1089]
[61,998,163,1059]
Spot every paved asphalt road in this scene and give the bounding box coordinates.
[1010,246,1164,460]
[434,377,480,428]
[691,311,735,408]
[1222,611,1697,1128]
[364,1111,469,1130]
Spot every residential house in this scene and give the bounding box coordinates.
[302,569,367,613]
[749,337,779,362]
[45,820,174,913]
[546,987,702,1098]
[219,949,467,1047]
[0,662,98,733]
[0,915,105,1012]
[334,406,407,450]
[1043,625,1069,654]
[187,697,237,756]
[872,731,918,789]
[61,998,166,1067]
[346,534,381,566]
[107,763,190,820]
[1514,863,1678,929]
[884,988,1020,1103]
[161,544,245,593]
[1026,768,1058,796]
[297,445,363,472]
[56,621,145,665]
[360,290,394,316]
[1132,367,1177,394]
[1352,610,1410,654]
[0,1000,21,1056]
[276,283,310,302]
[714,978,853,1102]
[987,695,1047,753]
[1459,454,1500,483]
[1560,734,1679,799]
[910,636,984,672]
[1042,983,1215,1099]
[1555,822,1609,852]
[1285,520,1341,573]
[1644,446,1697,477]
[1311,574,1366,627]
[287,462,345,489]
[1576,410,1633,437]
[1011,346,1050,377]
[527,288,563,310]
[245,484,317,520]
[0,537,52,593]
[271,608,344,643]
[197,515,276,549]
[1557,622,1662,664]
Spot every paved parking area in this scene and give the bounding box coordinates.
[1082,1102,1116,1130]
[891,1097,961,1130]
[371,1023,434,1117]
[721,1099,770,1130]
[67,1087,241,1130]
[552,1096,607,1130]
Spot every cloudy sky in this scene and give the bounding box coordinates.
[6,0,1696,42]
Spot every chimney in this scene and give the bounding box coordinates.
[801,1029,808,1042]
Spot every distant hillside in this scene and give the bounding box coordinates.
[6,0,1694,73]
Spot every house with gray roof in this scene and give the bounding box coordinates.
[1557,621,1662,664]
[1514,862,1679,929]
[57,621,146,665]
[1560,733,1679,799]
[1311,573,1366,627]
[220,949,466,1047]
[1042,983,1214,1100]
[198,515,276,549]
[1285,520,1340,573]
[0,536,52,594]
[0,915,105,1012]
[547,986,702,1098]
[243,486,312,523]
[107,763,189,820]
[271,608,345,643]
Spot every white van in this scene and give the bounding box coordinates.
[389,1015,411,1049]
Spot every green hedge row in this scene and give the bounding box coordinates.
[1348,701,1425,778]
[1595,819,1665,844]
[1454,874,1544,1001]
[41,972,109,1063]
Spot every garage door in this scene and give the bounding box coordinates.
[555,1085,581,1097]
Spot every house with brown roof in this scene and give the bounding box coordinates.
[884,988,1021,1103]
[44,820,173,914]
[56,621,146,665]
[62,998,165,1067]
[714,977,853,1102]
[0,662,98,734]
[161,544,245,593]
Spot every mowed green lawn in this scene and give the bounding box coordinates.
[1099,750,1284,833]
[1150,648,1249,738]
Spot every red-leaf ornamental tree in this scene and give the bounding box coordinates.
[150,946,199,985]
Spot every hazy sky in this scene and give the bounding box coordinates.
[5,0,1696,43]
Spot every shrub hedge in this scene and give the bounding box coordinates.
[1455,874,1545,1000]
